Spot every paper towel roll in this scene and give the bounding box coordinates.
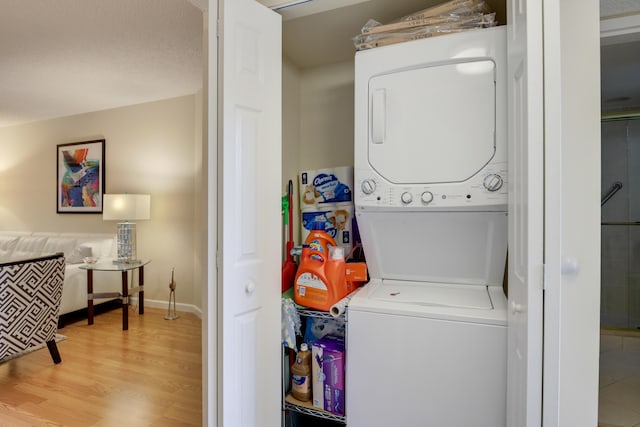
[330,289,361,317]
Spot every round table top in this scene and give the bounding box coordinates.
[79,259,151,271]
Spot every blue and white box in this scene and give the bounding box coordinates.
[299,166,353,208]
[301,205,354,256]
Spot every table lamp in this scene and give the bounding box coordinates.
[103,194,150,264]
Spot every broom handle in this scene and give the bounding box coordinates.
[287,180,294,260]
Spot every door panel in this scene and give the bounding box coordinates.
[218,1,282,426]
[506,0,544,425]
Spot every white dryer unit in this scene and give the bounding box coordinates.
[347,26,508,427]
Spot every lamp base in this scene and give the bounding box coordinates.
[164,313,180,320]
[115,222,137,262]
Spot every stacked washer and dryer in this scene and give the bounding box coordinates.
[346,26,508,426]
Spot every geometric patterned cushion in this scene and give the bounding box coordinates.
[0,254,64,361]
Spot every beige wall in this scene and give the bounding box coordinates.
[282,59,355,245]
[299,60,354,171]
[0,94,202,309]
[282,58,301,245]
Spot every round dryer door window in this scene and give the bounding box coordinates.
[368,60,496,185]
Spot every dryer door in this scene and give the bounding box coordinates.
[368,59,496,184]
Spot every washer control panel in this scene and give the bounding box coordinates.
[355,162,507,208]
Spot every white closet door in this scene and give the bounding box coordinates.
[218,0,281,426]
[506,0,544,425]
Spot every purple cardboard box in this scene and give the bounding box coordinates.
[313,336,345,416]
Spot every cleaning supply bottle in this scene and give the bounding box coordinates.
[305,221,336,258]
[326,246,347,298]
[294,222,349,311]
[291,343,312,401]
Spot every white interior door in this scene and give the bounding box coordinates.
[506,0,544,425]
[217,1,282,426]
[542,1,601,425]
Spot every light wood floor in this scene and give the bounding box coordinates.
[0,306,202,426]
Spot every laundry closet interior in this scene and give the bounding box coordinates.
[273,0,508,426]
[279,0,506,232]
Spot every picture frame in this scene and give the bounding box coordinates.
[56,139,105,213]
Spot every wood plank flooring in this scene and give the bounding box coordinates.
[0,307,202,426]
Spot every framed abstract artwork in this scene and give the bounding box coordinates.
[56,139,105,213]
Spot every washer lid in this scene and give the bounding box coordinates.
[369,280,494,310]
[368,59,496,184]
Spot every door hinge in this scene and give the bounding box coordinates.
[542,263,547,290]
[216,19,222,38]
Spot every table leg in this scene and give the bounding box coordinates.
[139,266,144,315]
[122,270,129,331]
[87,270,94,325]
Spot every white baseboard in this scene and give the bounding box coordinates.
[129,296,202,319]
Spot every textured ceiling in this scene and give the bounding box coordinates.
[0,0,203,128]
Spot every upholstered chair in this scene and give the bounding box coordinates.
[0,253,65,364]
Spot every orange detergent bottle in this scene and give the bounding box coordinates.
[294,222,349,311]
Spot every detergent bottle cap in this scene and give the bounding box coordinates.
[329,246,345,260]
[311,221,325,231]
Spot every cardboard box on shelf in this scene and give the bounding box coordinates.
[301,205,354,256]
[311,335,345,416]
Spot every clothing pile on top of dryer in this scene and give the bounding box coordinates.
[353,0,497,51]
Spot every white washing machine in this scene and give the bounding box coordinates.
[347,26,508,427]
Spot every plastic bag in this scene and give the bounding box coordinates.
[354,13,496,51]
[353,0,497,51]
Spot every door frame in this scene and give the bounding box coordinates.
[200,2,218,426]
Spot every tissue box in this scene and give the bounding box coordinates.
[301,205,354,255]
[312,336,345,415]
[299,166,353,208]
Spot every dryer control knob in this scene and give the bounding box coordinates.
[483,174,504,192]
[421,191,434,204]
[401,192,413,204]
[361,179,376,195]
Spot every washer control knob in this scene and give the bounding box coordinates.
[361,179,376,195]
[483,174,504,192]
[401,192,413,204]
[421,191,434,204]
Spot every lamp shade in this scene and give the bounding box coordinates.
[103,194,150,221]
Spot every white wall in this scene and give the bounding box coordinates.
[0,94,203,309]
